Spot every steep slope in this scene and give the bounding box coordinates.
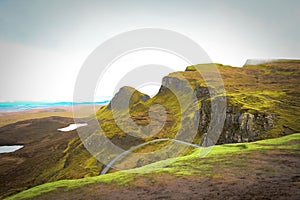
[188,60,300,142]
[95,59,300,147]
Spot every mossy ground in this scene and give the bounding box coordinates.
[6,133,300,200]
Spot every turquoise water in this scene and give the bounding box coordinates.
[0,100,111,112]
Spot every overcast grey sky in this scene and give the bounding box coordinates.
[0,0,299,101]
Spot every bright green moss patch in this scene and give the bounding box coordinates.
[207,133,300,156]
[227,90,285,111]
[5,171,135,200]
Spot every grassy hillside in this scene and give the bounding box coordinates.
[85,60,300,169]
[6,133,300,200]
[1,60,299,199]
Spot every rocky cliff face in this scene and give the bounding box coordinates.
[159,72,276,144]
[197,97,275,144]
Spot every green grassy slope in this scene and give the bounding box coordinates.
[6,133,300,200]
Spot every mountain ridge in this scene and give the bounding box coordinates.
[96,59,300,144]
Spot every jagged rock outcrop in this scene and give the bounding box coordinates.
[107,86,150,110]
[98,60,300,145]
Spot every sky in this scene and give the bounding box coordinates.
[0,0,299,102]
